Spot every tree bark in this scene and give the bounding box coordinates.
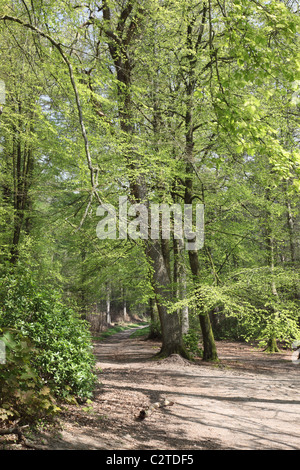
[184,155,218,361]
[146,240,190,358]
[181,270,189,335]
[106,282,111,325]
[102,1,188,358]
[181,10,218,361]
[10,110,34,264]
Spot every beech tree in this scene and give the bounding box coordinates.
[0,0,299,362]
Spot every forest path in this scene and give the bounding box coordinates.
[39,327,300,450]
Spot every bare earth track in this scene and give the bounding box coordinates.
[3,326,300,450]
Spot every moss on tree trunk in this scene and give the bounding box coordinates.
[265,337,280,353]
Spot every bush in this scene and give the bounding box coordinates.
[188,267,300,348]
[147,319,162,340]
[0,271,96,404]
[183,329,203,358]
[0,328,59,424]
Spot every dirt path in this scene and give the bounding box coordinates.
[27,327,300,450]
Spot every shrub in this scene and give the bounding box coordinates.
[183,329,203,358]
[0,271,96,404]
[188,267,300,348]
[0,328,59,424]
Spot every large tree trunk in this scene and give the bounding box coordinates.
[188,249,218,361]
[146,240,190,358]
[184,148,218,361]
[102,1,188,358]
[181,11,218,361]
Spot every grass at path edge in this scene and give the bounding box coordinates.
[93,322,149,342]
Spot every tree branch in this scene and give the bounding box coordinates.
[0,15,102,203]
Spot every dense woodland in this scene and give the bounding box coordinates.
[0,0,299,427]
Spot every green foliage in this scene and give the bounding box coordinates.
[0,328,60,424]
[187,267,300,348]
[94,322,145,341]
[148,318,162,340]
[0,0,299,375]
[227,268,300,348]
[0,270,96,402]
[183,330,203,358]
[129,325,151,338]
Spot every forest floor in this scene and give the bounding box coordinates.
[3,325,300,450]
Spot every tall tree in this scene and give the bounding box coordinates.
[100,0,188,357]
